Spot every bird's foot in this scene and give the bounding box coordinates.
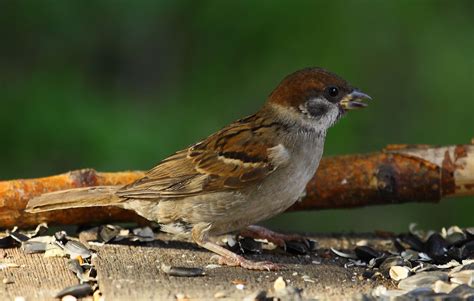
[216,254,282,271]
[192,223,283,271]
[240,225,310,250]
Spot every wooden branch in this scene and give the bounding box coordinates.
[0,143,473,228]
[290,143,474,210]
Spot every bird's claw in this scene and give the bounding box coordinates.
[241,225,310,250]
[217,255,282,271]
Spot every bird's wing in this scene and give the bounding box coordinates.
[116,115,290,199]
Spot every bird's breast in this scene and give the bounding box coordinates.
[242,133,325,222]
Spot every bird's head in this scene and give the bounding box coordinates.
[266,67,372,131]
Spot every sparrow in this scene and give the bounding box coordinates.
[26,67,371,270]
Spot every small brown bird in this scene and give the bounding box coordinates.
[27,67,371,270]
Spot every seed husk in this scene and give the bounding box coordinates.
[55,283,93,298]
[465,228,474,237]
[380,256,412,274]
[44,243,66,258]
[273,276,286,292]
[432,280,458,294]
[28,223,48,238]
[355,246,381,263]
[450,270,474,285]
[64,241,91,259]
[67,259,84,278]
[285,240,308,255]
[22,241,47,254]
[401,249,419,261]
[238,237,262,254]
[400,233,424,252]
[389,266,410,281]
[449,284,474,298]
[131,227,154,242]
[22,236,53,254]
[98,225,120,243]
[54,231,68,245]
[161,264,205,277]
[330,248,357,259]
[398,271,449,290]
[447,246,467,262]
[0,236,16,248]
[460,263,474,271]
[403,287,438,299]
[426,233,449,264]
[8,230,29,243]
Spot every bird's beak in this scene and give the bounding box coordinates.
[339,89,372,110]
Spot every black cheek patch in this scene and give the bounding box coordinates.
[306,101,329,118]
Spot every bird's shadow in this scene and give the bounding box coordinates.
[99,238,322,266]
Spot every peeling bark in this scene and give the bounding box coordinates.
[0,144,473,228]
[291,144,474,210]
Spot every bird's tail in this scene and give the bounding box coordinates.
[26,186,122,213]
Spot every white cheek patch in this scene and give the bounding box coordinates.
[268,102,343,134]
[303,98,343,129]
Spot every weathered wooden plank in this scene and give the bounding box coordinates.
[0,233,395,300]
[0,248,78,301]
[94,235,394,300]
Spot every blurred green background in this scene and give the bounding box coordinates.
[0,0,473,233]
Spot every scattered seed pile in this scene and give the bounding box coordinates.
[0,224,161,300]
[330,224,474,299]
[2,223,474,300]
[0,223,99,299]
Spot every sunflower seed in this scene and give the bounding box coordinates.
[403,287,438,298]
[64,241,91,259]
[238,237,262,254]
[55,283,93,298]
[67,259,84,278]
[0,236,16,248]
[434,259,460,270]
[330,248,356,259]
[355,246,381,263]
[380,256,412,274]
[400,233,424,252]
[22,240,47,254]
[7,229,29,243]
[398,271,448,290]
[426,233,448,263]
[285,241,308,255]
[389,266,410,281]
[432,280,458,294]
[449,284,474,298]
[450,270,474,285]
[273,276,286,292]
[401,249,419,261]
[161,264,205,277]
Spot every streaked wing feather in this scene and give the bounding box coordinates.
[116,114,289,199]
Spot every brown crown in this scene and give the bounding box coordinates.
[267,67,352,109]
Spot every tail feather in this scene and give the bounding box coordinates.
[26,186,122,213]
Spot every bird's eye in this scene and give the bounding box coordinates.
[327,86,339,98]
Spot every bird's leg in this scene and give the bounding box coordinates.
[191,224,281,271]
[240,225,309,250]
